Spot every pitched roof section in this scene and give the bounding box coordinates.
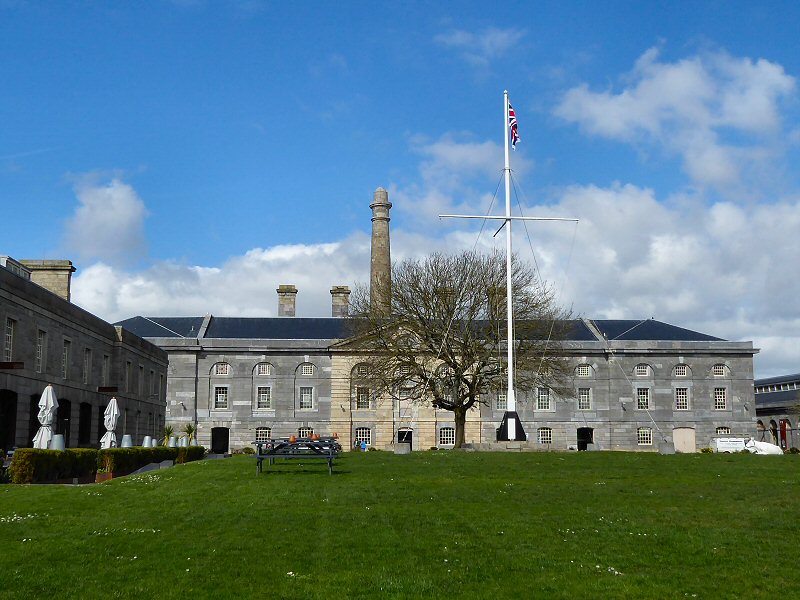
[115,316,205,338]
[116,316,723,343]
[591,319,725,342]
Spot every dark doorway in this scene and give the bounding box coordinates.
[398,428,413,445]
[0,389,18,452]
[577,427,594,451]
[28,395,40,447]
[211,427,229,454]
[78,402,92,446]
[56,399,71,447]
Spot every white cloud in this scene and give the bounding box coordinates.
[555,47,796,192]
[62,176,148,266]
[434,27,526,68]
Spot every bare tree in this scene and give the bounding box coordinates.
[347,250,572,447]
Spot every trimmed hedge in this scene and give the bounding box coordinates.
[8,446,207,484]
[8,448,99,484]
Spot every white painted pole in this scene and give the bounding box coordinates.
[504,90,516,439]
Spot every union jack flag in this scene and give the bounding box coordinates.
[508,102,520,149]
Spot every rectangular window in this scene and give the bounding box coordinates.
[257,363,271,376]
[158,373,164,398]
[4,318,14,362]
[716,426,731,435]
[102,355,110,386]
[82,348,92,385]
[635,364,649,376]
[298,427,313,438]
[299,386,313,409]
[537,427,552,444]
[637,428,653,446]
[674,365,687,377]
[354,427,372,445]
[257,386,272,409]
[301,364,314,376]
[576,364,590,378]
[675,388,688,410]
[537,388,551,411]
[438,427,455,446]
[714,388,727,410]
[149,370,155,395]
[356,386,370,409]
[138,365,144,395]
[255,427,271,443]
[215,363,229,375]
[214,386,228,409]
[495,392,507,411]
[357,365,369,378]
[35,330,47,373]
[712,364,726,376]
[125,361,132,392]
[637,388,650,410]
[62,340,71,379]
[578,388,591,410]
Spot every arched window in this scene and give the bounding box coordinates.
[351,364,372,409]
[537,427,552,444]
[634,363,651,377]
[354,427,371,446]
[299,363,315,376]
[213,362,231,376]
[712,364,728,377]
[637,427,653,446]
[255,362,273,376]
[575,364,592,378]
[438,427,455,446]
[673,364,690,377]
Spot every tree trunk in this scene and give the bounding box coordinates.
[454,408,467,448]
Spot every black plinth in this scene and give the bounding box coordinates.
[496,411,526,441]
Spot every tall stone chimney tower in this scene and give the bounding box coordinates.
[370,187,392,314]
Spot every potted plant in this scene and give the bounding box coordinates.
[162,425,174,446]
[182,423,197,445]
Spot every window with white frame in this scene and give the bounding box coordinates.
[637,427,653,446]
[399,365,411,376]
[255,427,271,442]
[214,386,228,409]
[675,388,688,411]
[537,427,552,444]
[635,364,650,376]
[712,364,726,376]
[4,317,15,361]
[674,364,687,377]
[576,364,591,378]
[714,387,727,410]
[356,386,370,409]
[257,386,272,409]
[83,348,92,385]
[298,427,313,438]
[215,362,230,375]
[637,388,650,410]
[301,363,314,376]
[299,386,313,409]
[578,388,591,410]
[62,340,71,379]
[356,364,369,378]
[35,330,47,373]
[438,427,455,446]
[495,392,507,411]
[354,427,371,446]
[537,387,551,410]
[256,363,272,376]
[716,426,731,435]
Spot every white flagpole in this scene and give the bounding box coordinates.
[503,90,516,439]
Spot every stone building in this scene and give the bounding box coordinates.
[0,256,168,452]
[754,373,800,449]
[118,187,758,453]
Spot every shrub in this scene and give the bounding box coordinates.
[8,448,99,484]
[98,447,179,476]
[242,447,255,455]
[787,447,800,454]
[700,447,714,454]
[176,445,206,464]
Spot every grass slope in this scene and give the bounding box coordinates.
[1,452,798,599]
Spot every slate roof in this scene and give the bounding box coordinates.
[755,373,800,386]
[116,315,722,343]
[590,319,724,342]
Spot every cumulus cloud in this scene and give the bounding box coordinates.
[555,47,796,193]
[434,27,526,68]
[62,176,148,266]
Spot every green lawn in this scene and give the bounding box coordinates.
[1,451,797,599]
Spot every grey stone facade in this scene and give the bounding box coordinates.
[0,259,168,452]
[754,373,800,449]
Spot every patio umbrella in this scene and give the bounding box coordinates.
[32,385,59,449]
[99,397,120,449]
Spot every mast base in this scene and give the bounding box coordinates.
[496,411,526,442]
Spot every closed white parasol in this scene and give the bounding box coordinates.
[99,397,120,449]
[32,385,59,449]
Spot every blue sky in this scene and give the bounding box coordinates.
[2,1,799,377]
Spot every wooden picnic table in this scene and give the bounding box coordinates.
[254,437,340,476]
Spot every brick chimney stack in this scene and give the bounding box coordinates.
[20,259,76,302]
[370,187,391,314]
[330,286,351,318]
